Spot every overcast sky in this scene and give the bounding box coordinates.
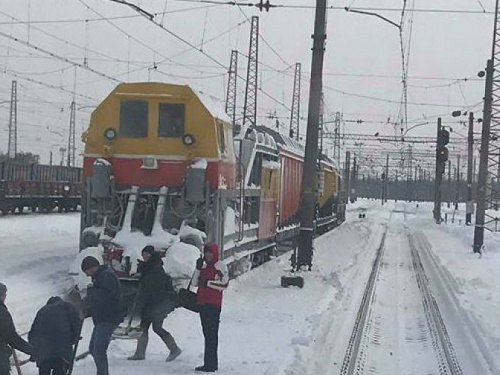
[0,0,495,171]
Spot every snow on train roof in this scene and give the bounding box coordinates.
[191,88,232,124]
[253,125,340,169]
[254,126,305,156]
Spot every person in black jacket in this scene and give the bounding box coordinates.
[81,256,123,375]
[128,246,181,362]
[0,282,34,375]
[28,296,80,375]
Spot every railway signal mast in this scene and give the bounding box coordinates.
[433,118,449,222]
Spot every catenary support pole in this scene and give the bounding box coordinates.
[455,154,460,210]
[474,60,494,253]
[433,118,443,223]
[296,0,328,270]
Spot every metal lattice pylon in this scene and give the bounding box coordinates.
[67,100,76,167]
[333,112,341,164]
[242,16,259,129]
[290,62,301,140]
[483,0,500,230]
[7,80,17,159]
[318,92,324,154]
[225,50,238,128]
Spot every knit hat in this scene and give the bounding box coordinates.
[81,256,100,272]
[141,245,155,256]
[0,283,6,297]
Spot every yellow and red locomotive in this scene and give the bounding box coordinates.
[79,82,343,278]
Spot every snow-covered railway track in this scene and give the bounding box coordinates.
[408,233,463,375]
[340,211,463,375]
[339,224,388,375]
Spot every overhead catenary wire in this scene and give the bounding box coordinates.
[166,0,496,14]
[77,0,211,75]
[1,68,99,102]
[0,29,121,83]
[103,0,292,111]
[0,9,149,68]
[0,5,220,25]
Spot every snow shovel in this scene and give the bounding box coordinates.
[66,317,84,375]
[112,287,143,340]
[12,349,22,375]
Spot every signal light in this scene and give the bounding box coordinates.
[438,129,449,146]
[437,146,449,163]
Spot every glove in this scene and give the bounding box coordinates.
[29,347,39,363]
[136,260,145,274]
[198,276,208,287]
[196,257,204,270]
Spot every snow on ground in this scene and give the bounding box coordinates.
[4,200,500,374]
[407,201,500,372]
[0,212,80,334]
[60,203,391,375]
[2,201,391,374]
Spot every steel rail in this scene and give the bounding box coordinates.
[340,209,463,375]
[409,233,464,375]
[339,222,389,375]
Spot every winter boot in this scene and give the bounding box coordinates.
[162,332,182,362]
[127,332,148,360]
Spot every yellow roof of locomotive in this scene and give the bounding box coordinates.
[83,82,233,160]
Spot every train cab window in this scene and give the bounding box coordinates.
[248,153,262,187]
[158,103,185,138]
[218,123,226,154]
[120,100,148,138]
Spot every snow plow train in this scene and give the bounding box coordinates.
[77,82,344,288]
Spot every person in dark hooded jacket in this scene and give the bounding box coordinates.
[0,282,33,375]
[28,296,80,375]
[81,256,123,375]
[192,243,229,373]
[128,245,181,362]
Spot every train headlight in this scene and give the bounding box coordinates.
[182,134,196,146]
[141,156,158,170]
[63,185,70,192]
[104,128,117,141]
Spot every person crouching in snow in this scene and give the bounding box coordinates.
[193,243,229,372]
[81,256,123,375]
[128,245,181,362]
[28,296,80,375]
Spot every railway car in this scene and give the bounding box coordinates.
[0,161,81,215]
[77,82,343,282]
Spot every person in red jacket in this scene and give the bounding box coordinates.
[192,243,228,373]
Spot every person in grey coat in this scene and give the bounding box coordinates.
[0,283,34,375]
